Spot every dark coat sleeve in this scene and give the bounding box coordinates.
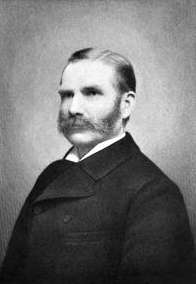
[0,198,31,283]
[116,178,196,284]
[0,161,63,283]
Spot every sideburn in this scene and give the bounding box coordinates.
[98,94,122,134]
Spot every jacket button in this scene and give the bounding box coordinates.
[63,215,72,223]
[33,206,42,215]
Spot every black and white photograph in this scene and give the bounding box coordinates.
[0,1,196,283]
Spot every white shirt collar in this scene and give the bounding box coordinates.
[65,132,126,163]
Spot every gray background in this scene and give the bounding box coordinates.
[0,0,196,264]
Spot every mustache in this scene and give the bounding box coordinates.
[58,111,99,131]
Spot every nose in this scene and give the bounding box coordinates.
[64,93,84,116]
[69,93,84,116]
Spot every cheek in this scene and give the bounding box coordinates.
[89,98,115,115]
[59,101,69,114]
[91,104,118,122]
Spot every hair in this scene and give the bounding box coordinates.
[62,47,136,95]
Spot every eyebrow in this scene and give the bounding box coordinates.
[58,89,74,96]
[81,85,103,94]
[58,85,104,95]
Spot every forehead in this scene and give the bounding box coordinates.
[61,60,116,89]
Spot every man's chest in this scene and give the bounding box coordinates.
[29,179,128,243]
[24,172,131,282]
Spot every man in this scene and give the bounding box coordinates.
[0,48,195,284]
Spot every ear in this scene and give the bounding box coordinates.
[120,91,136,120]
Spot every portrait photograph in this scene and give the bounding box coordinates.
[0,1,196,283]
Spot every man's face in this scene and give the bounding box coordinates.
[58,59,124,149]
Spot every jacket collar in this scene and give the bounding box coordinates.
[79,132,140,180]
[33,132,139,203]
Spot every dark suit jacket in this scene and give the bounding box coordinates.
[0,133,195,284]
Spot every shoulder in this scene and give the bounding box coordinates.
[118,144,176,185]
[115,146,185,208]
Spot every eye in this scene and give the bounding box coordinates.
[58,90,73,99]
[82,87,103,97]
[85,89,97,96]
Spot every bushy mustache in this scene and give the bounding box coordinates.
[57,111,109,134]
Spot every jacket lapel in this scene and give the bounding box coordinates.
[33,163,96,203]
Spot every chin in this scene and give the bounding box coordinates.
[66,131,101,148]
